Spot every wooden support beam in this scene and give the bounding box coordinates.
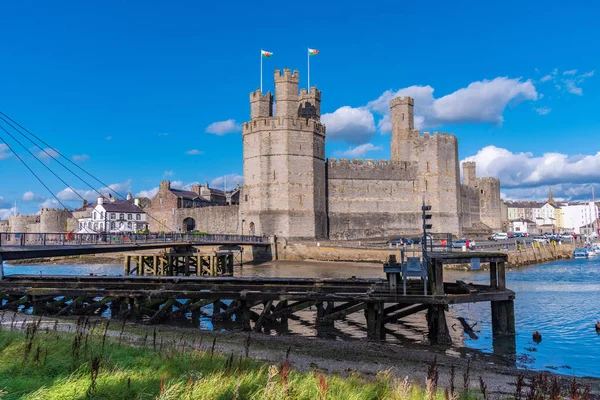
[56,296,85,316]
[253,300,273,332]
[268,300,317,321]
[383,304,429,324]
[320,302,365,323]
[490,261,498,289]
[456,281,478,294]
[147,298,176,324]
[497,262,506,290]
[365,302,384,340]
[73,296,117,315]
[240,300,251,331]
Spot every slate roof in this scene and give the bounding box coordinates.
[510,218,536,223]
[170,189,200,200]
[98,199,144,213]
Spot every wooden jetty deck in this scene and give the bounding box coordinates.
[0,251,515,344]
[123,251,235,277]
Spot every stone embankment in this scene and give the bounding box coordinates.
[277,241,579,268]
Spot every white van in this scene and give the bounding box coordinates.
[490,232,508,241]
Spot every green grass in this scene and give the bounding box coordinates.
[0,320,467,400]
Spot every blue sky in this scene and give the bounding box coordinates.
[1,0,599,217]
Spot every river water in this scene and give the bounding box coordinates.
[4,257,600,378]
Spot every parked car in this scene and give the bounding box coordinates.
[452,240,475,249]
[387,237,412,245]
[489,232,508,241]
[513,232,523,237]
[411,237,423,245]
[533,236,549,244]
[560,233,573,240]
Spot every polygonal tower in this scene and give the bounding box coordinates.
[241,68,327,239]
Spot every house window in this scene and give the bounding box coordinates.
[128,214,132,220]
[100,212,104,219]
[100,223,104,230]
[127,222,132,229]
[111,213,115,219]
[93,212,97,220]
[136,214,141,221]
[79,223,82,229]
[245,195,248,202]
[94,223,98,229]
[111,222,115,229]
[119,213,124,220]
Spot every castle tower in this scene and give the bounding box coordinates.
[548,188,555,204]
[462,161,477,186]
[250,90,273,119]
[241,68,327,239]
[273,69,299,118]
[390,96,416,163]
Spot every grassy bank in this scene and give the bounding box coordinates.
[0,317,460,400]
[0,316,596,399]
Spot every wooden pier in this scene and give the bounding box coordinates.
[0,251,515,345]
[123,251,235,277]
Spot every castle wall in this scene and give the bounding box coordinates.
[40,209,71,233]
[147,205,240,234]
[8,215,38,233]
[459,184,481,230]
[327,158,423,239]
[478,178,502,231]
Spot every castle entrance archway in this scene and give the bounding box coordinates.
[249,222,255,235]
[183,217,196,233]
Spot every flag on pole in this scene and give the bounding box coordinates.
[308,48,319,56]
[261,50,273,58]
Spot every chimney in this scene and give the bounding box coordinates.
[97,197,104,205]
[134,198,140,206]
[82,199,88,208]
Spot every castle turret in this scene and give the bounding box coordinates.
[390,96,416,163]
[462,161,477,186]
[298,87,321,120]
[250,90,273,119]
[273,69,299,118]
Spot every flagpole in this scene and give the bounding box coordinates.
[307,48,310,90]
[260,50,263,92]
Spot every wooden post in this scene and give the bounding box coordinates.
[0,254,4,280]
[497,262,506,290]
[489,261,498,289]
[426,305,451,344]
[433,259,444,295]
[365,302,384,340]
[124,255,131,276]
[184,255,190,276]
[240,300,251,331]
[138,255,144,276]
[153,256,158,276]
[491,300,515,336]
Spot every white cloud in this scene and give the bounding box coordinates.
[339,143,383,158]
[462,146,600,195]
[534,107,551,115]
[23,191,43,202]
[338,77,537,137]
[57,180,132,201]
[38,148,59,160]
[564,80,582,95]
[579,70,594,79]
[136,187,159,199]
[210,174,243,191]
[185,149,203,155]
[539,75,553,83]
[205,119,241,135]
[0,144,11,160]
[321,106,376,144]
[105,136,112,141]
[0,206,17,219]
[72,154,90,162]
[40,199,61,208]
[563,69,577,75]
[163,170,174,177]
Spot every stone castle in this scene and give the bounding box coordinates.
[146,68,502,239]
[2,68,502,239]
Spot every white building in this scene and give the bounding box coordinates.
[532,202,558,226]
[560,201,599,234]
[78,194,148,233]
[509,218,536,234]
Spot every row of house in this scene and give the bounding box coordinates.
[504,190,599,235]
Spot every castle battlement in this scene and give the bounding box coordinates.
[417,131,457,142]
[389,96,414,107]
[327,158,418,181]
[250,89,273,99]
[242,117,326,135]
[299,87,321,98]
[274,68,299,81]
